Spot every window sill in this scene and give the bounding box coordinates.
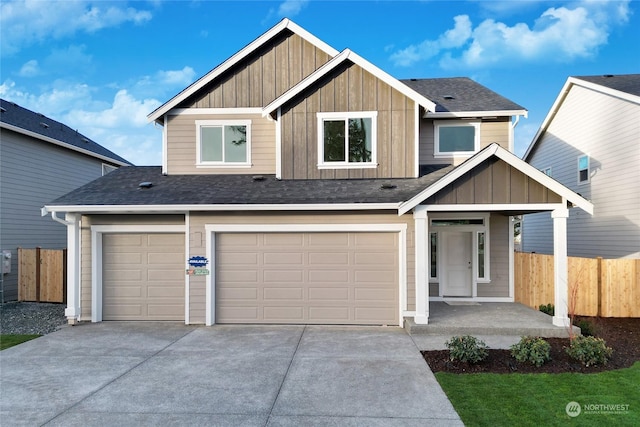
[476,279,491,284]
[317,163,378,170]
[433,153,476,158]
[196,163,252,168]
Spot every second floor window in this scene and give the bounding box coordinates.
[196,120,251,166]
[434,121,480,157]
[317,112,377,169]
[577,154,590,184]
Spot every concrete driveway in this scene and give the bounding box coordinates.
[1,323,462,426]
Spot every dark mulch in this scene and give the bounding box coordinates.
[422,316,640,374]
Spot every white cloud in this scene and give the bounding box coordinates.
[18,60,40,77]
[132,66,197,99]
[390,1,631,69]
[0,0,152,55]
[278,0,309,17]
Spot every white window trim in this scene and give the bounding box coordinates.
[196,119,252,167]
[101,163,118,176]
[541,167,552,177]
[429,232,438,282]
[434,120,480,158]
[317,111,378,169]
[577,154,590,185]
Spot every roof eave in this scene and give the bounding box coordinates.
[425,109,528,119]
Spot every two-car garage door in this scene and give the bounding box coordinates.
[215,232,399,325]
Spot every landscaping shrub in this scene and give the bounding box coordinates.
[575,319,595,336]
[446,335,488,364]
[510,336,551,367]
[566,336,613,367]
[539,303,554,316]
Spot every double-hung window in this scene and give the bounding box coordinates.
[577,154,589,184]
[317,112,377,168]
[434,121,480,157]
[196,120,251,167]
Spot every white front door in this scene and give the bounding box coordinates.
[442,231,472,297]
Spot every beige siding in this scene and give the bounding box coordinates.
[523,85,640,258]
[279,62,416,179]
[419,118,511,167]
[166,113,276,175]
[478,214,510,297]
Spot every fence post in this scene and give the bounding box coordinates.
[596,257,602,317]
[35,247,41,303]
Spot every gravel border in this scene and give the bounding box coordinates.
[0,302,67,335]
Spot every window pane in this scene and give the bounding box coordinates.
[578,155,589,170]
[348,117,372,162]
[224,125,247,162]
[430,233,437,278]
[439,126,475,152]
[579,169,589,182]
[324,120,346,162]
[478,232,485,279]
[202,127,223,161]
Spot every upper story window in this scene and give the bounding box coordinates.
[577,154,589,184]
[434,121,480,157]
[541,167,552,177]
[196,120,251,167]
[102,164,118,176]
[317,112,377,169]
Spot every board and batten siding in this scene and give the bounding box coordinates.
[188,211,416,324]
[166,113,276,175]
[0,131,119,301]
[523,84,640,259]
[419,119,511,166]
[279,62,416,179]
[186,31,332,109]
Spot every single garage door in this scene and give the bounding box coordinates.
[216,232,399,325]
[103,233,185,321]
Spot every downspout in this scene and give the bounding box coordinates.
[509,114,522,153]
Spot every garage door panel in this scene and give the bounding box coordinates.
[216,232,398,325]
[103,233,184,321]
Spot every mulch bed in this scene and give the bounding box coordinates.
[422,316,640,374]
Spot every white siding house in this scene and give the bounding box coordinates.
[522,75,640,259]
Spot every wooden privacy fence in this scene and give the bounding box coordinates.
[515,252,640,317]
[18,248,66,303]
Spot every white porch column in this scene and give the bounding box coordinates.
[413,206,429,324]
[552,205,570,327]
[64,213,81,324]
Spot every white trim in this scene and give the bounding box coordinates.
[0,122,130,166]
[414,103,420,178]
[169,107,263,116]
[419,203,565,212]
[316,111,378,168]
[184,212,190,325]
[204,223,407,327]
[263,49,438,115]
[509,215,515,299]
[195,119,252,166]
[148,18,339,123]
[434,120,480,158]
[101,163,118,176]
[275,108,282,179]
[425,110,527,119]
[413,206,429,324]
[90,224,186,323]
[64,214,81,321]
[577,154,590,185]
[398,143,594,215]
[552,204,570,327]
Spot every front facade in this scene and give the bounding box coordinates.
[0,99,131,302]
[45,19,592,328]
[522,75,640,259]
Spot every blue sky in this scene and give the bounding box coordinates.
[1,0,638,166]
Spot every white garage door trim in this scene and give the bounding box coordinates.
[204,223,407,326]
[91,225,186,323]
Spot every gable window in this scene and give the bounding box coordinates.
[196,120,251,167]
[317,112,377,169]
[434,121,480,157]
[577,154,589,184]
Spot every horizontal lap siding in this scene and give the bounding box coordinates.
[524,85,640,258]
[166,113,275,174]
[280,62,416,179]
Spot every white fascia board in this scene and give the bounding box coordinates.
[43,202,400,214]
[424,110,528,119]
[147,19,339,124]
[0,122,130,166]
[263,49,438,116]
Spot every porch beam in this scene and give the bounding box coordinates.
[552,205,570,327]
[413,206,429,324]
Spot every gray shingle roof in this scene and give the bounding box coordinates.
[47,165,455,207]
[401,77,526,113]
[0,99,132,165]
[573,74,640,97]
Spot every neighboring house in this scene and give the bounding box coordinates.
[43,19,592,328]
[522,74,640,259]
[0,99,132,302]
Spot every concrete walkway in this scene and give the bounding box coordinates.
[0,323,462,426]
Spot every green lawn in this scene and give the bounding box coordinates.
[0,334,40,350]
[436,362,640,427]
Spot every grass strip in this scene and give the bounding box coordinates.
[0,334,40,350]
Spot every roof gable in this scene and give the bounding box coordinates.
[148,19,339,123]
[0,99,131,166]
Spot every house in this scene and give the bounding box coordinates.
[0,99,132,302]
[42,19,592,328]
[522,74,640,259]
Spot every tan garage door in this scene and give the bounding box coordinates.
[216,232,398,325]
[103,233,184,321]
